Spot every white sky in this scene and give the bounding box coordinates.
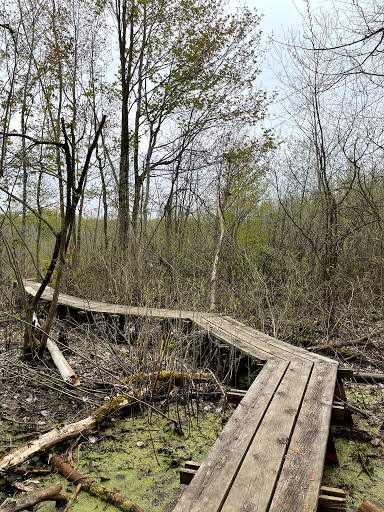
[234,0,334,123]
[253,0,307,35]
[251,0,331,36]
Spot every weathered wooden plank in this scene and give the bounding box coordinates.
[214,315,336,365]
[269,362,338,512]
[180,468,197,485]
[320,487,346,499]
[194,316,278,362]
[318,494,347,511]
[221,359,313,512]
[185,461,200,471]
[227,389,246,405]
[23,281,199,321]
[172,359,289,512]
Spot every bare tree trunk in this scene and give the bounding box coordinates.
[210,191,225,312]
[96,148,109,249]
[35,168,43,277]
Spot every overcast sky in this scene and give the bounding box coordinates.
[250,0,332,36]
[252,0,307,36]
[236,0,334,122]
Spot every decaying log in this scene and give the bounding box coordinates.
[353,373,384,383]
[49,452,145,512]
[46,337,80,386]
[117,370,213,386]
[358,500,384,512]
[32,313,80,386]
[309,328,384,352]
[0,388,151,474]
[0,483,63,512]
[12,467,52,476]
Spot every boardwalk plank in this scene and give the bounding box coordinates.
[24,281,199,320]
[221,359,313,512]
[269,362,338,512]
[200,315,297,361]
[172,359,289,512]
[218,315,336,365]
[194,316,277,362]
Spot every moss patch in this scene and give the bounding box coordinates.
[323,436,384,511]
[323,381,384,511]
[22,402,232,512]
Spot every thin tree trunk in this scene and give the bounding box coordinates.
[210,192,225,312]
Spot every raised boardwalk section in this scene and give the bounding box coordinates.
[24,280,341,512]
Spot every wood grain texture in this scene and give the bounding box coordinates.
[358,501,384,512]
[221,360,313,512]
[172,359,289,512]
[269,363,338,512]
[220,315,336,365]
[194,316,274,362]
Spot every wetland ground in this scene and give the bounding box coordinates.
[0,316,384,511]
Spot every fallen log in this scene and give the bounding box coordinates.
[354,372,384,383]
[0,388,151,474]
[32,313,80,386]
[358,500,384,512]
[308,328,384,352]
[49,452,145,512]
[47,337,80,386]
[0,483,63,512]
[117,370,213,386]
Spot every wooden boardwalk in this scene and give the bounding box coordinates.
[24,280,342,512]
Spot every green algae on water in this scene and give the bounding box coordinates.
[28,402,232,512]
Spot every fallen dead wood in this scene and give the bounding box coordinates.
[32,313,80,386]
[353,372,384,383]
[308,328,384,352]
[117,370,213,386]
[338,369,384,383]
[0,483,63,512]
[308,344,384,371]
[12,467,52,476]
[46,337,80,386]
[0,388,151,474]
[333,397,370,419]
[358,500,384,512]
[49,452,145,512]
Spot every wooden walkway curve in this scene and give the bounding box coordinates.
[23,280,342,512]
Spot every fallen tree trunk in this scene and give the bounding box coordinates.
[0,483,62,512]
[32,313,80,386]
[117,370,213,386]
[358,500,384,512]
[47,337,80,386]
[49,452,145,512]
[0,388,150,474]
[354,372,384,383]
[308,328,384,352]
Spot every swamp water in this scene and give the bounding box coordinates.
[2,402,232,512]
